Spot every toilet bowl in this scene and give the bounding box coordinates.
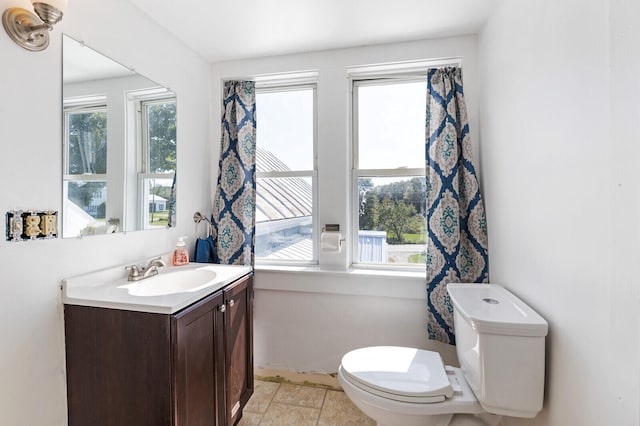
[338,346,493,426]
[338,284,548,426]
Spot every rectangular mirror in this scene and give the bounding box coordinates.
[62,34,177,237]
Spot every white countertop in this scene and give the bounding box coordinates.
[62,261,253,314]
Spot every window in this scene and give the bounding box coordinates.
[255,84,317,263]
[132,92,177,229]
[352,78,427,267]
[63,97,108,237]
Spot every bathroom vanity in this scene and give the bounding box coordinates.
[63,263,253,426]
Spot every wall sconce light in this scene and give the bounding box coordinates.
[2,0,67,51]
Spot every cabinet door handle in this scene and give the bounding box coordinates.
[228,299,235,308]
[219,304,226,313]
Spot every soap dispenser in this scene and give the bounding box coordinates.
[172,237,189,266]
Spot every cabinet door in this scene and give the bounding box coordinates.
[65,306,173,426]
[223,275,254,425]
[173,290,226,426]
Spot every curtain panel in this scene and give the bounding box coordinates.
[212,80,257,266]
[425,67,489,345]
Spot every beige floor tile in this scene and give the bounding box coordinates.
[244,380,280,414]
[237,411,263,426]
[260,402,321,426]
[274,383,327,409]
[317,390,376,426]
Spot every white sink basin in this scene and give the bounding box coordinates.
[121,269,218,297]
[64,262,252,313]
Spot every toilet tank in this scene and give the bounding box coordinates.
[447,284,548,418]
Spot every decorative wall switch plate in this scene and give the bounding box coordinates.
[6,210,58,241]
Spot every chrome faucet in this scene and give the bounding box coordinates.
[126,257,166,281]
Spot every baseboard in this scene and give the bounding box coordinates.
[254,367,341,391]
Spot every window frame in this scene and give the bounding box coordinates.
[127,89,176,230]
[63,96,108,181]
[62,97,109,233]
[350,75,428,271]
[254,80,319,265]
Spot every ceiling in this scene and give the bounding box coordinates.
[128,0,499,63]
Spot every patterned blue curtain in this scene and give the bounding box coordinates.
[212,80,256,265]
[425,67,489,345]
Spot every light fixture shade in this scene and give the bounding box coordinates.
[32,0,68,14]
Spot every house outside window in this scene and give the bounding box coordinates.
[255,80,317,264]
[352,77,427,268]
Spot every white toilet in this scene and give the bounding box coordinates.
[338,283,548,426]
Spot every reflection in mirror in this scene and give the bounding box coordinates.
[62,34,176,237]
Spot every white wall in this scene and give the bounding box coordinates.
[609,0,640,421]
[211,36,479,373]
[0,0,211,424]
[479,0,639,425]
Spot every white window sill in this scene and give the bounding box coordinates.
[255,263,425,278]
[253,264,427,299]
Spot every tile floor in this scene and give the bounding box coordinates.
[237,379,376,426]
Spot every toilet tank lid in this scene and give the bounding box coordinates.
[447,284,548,337]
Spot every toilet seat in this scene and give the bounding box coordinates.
[338,348,484,418]
[340,346,454,403]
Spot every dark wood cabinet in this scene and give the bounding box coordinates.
[64,273,253,426]
[172,290,226,426]
[223,275,253,426]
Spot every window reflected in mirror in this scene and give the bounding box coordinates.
[138,96,176,229]
[63,98,109,236]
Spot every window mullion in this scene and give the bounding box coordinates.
[355,168,425,177]
[64,174,108,182]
